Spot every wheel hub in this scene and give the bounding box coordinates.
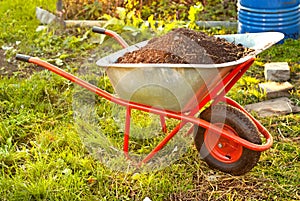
[204,123,243,164]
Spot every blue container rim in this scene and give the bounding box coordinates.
[238,4,300,13]
[238,9,300,18]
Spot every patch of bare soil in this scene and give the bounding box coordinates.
[168,173,273,200]
[0,49,43,78]
[117,28,253,64]
[0,49,19,77]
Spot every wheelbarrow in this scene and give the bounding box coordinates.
[16,27,284,175]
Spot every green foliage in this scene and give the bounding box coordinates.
[201,0,238,21]
[63,0,238,22]
[227,75,266,105]
[96,0,231,41]
[0,0,57,45]
[187,2,204,29]
[259,39,300,63]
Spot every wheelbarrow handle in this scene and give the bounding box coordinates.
[92,26,106,34]
[16,54,31,62]
[92,26,129,48]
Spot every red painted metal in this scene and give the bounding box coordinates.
[139,121,187,165]
[25,56,272,167]
[123,107,131,158]
[204,123,243,164]
[104,30,129,48]
[160,115,168,133]
[188,58,255,116]
[212,59,254,105]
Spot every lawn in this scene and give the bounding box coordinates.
[0,0,299,200]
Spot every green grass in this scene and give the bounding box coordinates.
[0,0,57,45]
[0,0,300,200]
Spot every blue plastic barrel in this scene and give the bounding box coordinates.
[238,0,300,42]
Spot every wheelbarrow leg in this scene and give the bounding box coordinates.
[160,115,168,133]
[139,121,188,165]
[123,106,131,159]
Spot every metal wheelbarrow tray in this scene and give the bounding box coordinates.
[16,28,284,175]
[97,31,282,112]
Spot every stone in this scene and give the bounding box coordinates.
[258,81,294,99]
[264,62,290,81]
[244,97,300,117]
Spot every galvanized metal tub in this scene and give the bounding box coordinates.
[96,32,284,112]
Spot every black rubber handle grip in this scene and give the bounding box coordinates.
[92,26,106,34]
[16,54,31,62]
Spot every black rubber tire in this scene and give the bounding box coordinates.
[194,104,262,175]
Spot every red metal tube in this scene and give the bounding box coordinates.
[104,30,129,48]
[212,59,254,105]
[139,121,188,165]
[187,58,255,116]
[123,107,131,158]
[160,115,168,133]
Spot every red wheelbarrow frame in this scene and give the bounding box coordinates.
[15,28,273,167]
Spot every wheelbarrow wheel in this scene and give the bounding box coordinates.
[194,105,262,175]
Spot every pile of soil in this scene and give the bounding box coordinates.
[117,28,253,64]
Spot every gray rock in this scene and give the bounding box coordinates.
[244,97,300,117]
[258,81,294,99]
[264,62,290,81]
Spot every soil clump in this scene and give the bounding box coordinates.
[117,28,253,64]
